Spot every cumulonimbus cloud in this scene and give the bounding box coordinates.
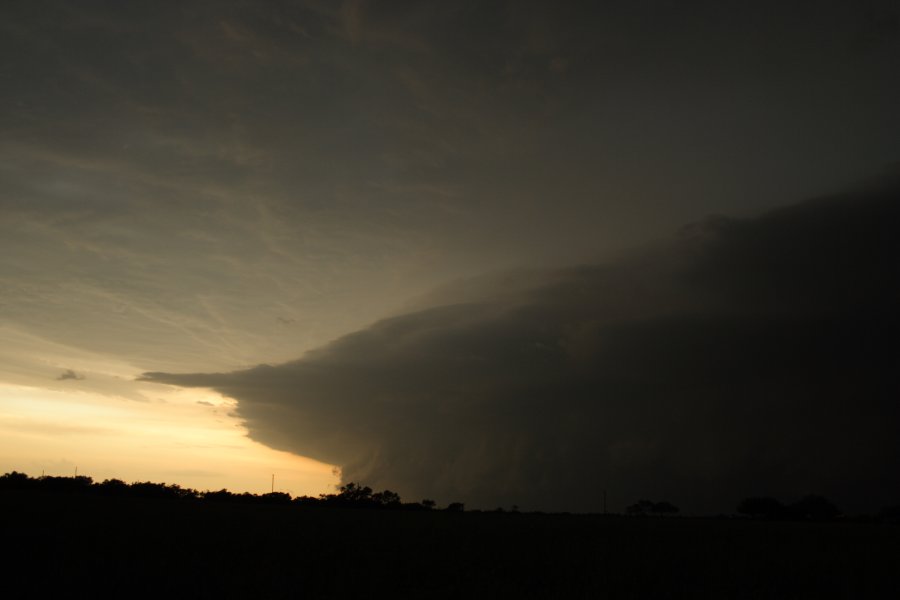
[143,174,900,513]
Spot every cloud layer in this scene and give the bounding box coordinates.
[4,0,900,387]
[5,0,898,503]
[144,173,900,513]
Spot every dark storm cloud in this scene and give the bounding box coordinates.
[4,0,899,240]
[144,174,900,513]
[4,0,900,508]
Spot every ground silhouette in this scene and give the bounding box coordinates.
[2,471,900,597]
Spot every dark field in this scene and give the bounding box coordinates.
[2,491,899,598]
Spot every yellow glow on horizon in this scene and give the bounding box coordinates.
[0,382,339,497]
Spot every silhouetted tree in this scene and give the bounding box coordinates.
[318,483,407,508]
[372,490,401,507]
[878,504,900,522]
[0,471,33,490]
[292,495,322,507]
[0,472,470,516]
[129,481,197,500]
[445,502,465,512]
[202,489,239,503]
[737,497,788,519]
[626,500,655,516]
[259,491,292,505]
[651,501,679,516]
[96,478,129,497]
[37,475,93,493]
[626,499,678,516]
[790,495,840,520]
[331,482,373,505]
[737,495,840,520]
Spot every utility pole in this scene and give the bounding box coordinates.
[603,489,607,515]
[271,474,275,494]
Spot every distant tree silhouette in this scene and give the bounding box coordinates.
[372,490,401,507]
[737,497,788,519]
[0,471,33,490]
[316,483,408,509]
[129,481,197,500]
[738,495,840,520]
[879,505,900,522]
[38,475,94,492]
[259,491,292,505]
[292,495,320,507]
[651,501,679,516]
[203,488,239,503]
[790,495,840,520]
[626,499,679,516]
[626,500,655,516]
[1,471,478,515]
[96,478,130,497]
[326,482,374,506]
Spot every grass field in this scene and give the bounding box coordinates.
[2,490,898,598]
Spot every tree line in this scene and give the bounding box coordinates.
[625,495,851,521]
[4,471,898,519]
[0,471,454,511]
[736,495,842,521]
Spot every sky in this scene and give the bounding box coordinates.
[2,0,900,511]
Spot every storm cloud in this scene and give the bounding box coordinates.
[4,0,900,386]
[144,173,900,513]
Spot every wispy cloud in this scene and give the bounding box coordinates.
[55,369,85,381]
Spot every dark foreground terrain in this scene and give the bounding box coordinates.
[2,491,899,598]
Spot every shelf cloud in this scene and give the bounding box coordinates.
[144,174,900,513]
